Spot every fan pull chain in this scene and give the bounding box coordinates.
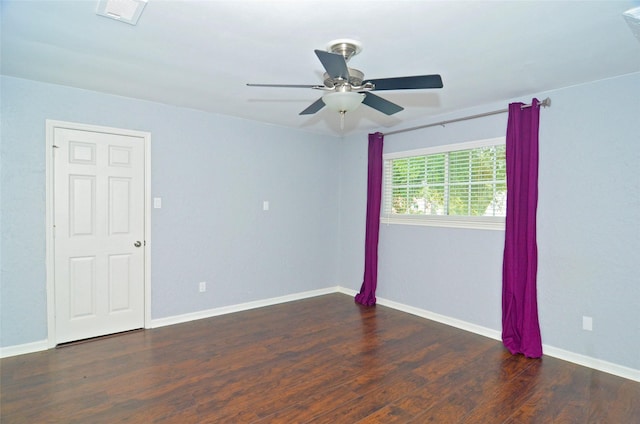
[340,111,346,130]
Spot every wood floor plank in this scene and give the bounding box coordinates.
[1,293,638,423]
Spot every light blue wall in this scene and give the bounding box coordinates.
[536,73,639,370]
[0,75,340,347]
[339,72,640,371]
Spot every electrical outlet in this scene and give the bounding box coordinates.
[582,316,593,331]
[199,281,206,292]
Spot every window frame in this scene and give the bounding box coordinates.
[381,137,506,231]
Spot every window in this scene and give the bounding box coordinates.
[382,137,506,230]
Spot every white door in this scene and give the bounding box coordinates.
[53,127,145,344]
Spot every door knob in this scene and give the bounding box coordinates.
[134,241,142,248]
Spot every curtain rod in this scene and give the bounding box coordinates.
[383,97,551,137]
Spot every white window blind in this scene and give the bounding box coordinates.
[382,137,506,230]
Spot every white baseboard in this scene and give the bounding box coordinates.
[377,297,502,341]
[335,286,358,297]
[349,290,639,382]
[542,345,640,382]
[149,286,340,328]
[337,286,501,341]
[3,286,639,382]
[0,339,49,358]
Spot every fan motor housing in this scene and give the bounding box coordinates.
[323,68,364,89]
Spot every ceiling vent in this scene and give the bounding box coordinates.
[623,6,640,43]
[96,0,148,25]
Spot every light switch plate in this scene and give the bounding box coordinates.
[582,316,593,331]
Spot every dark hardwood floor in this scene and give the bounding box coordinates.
[1,293,639,423]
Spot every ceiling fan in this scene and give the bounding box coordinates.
[247,39,444,118]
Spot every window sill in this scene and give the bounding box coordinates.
[380,215,505,231]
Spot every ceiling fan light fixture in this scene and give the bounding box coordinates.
[322,91,365,113]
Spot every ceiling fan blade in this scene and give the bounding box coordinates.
[299,98,325,115]
[365,75,443,91]
[362,92,404,115]
[247,83,321,88]
[314,50,350,80]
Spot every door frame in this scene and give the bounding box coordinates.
[45,120,152,348]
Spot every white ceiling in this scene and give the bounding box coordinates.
[2,0,639,136]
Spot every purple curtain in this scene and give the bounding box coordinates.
[502,98,543,358]
[355,132,384,306]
